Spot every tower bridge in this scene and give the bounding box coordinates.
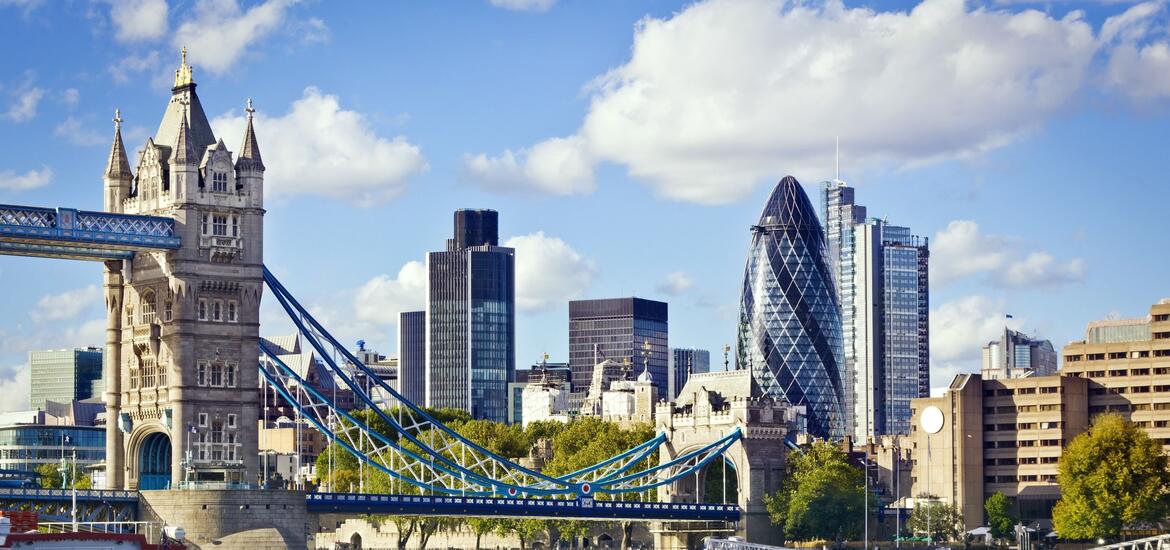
[0,52,786,549]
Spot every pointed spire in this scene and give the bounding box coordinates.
[171,106,197,165]
[105,108,132,180]
[236,98,265,171]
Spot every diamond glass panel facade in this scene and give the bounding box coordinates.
[737,176,844,438]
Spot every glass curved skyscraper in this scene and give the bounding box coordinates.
[737,176,845,438]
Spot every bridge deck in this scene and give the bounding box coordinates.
[307,493,741,522]
[0,204,181,261]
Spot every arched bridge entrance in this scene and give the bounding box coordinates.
[137,432,171,490]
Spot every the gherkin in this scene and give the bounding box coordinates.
[737,176,845,439]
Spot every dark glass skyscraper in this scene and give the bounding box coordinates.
[29,347,103,410]
[426,209,515,423]
[398,310,426,406]
[737,176,845,438]
[568,298,668,400]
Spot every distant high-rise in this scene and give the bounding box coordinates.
[737,176,844,438]
[824,180,930,439]
[425,209,515,423]
[568,298,668,400]
[982,327,1057,380]
[668,348,710,399]
[29,348,103,410]
[398,311,426,405]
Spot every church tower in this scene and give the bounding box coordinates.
[103,49,265,490]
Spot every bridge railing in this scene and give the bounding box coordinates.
[1092,534,1170,550]
[0,487,139,501]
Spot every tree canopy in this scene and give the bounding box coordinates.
[1052,413,1170,540]
[764,440,866,542]
[984,492,1015,541]
[907,499,962,542]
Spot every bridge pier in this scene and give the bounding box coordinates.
[138,490,309,550]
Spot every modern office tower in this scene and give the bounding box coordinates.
[668,348,711,399]
[425,210,515,423]
[568,298,669,400]
[823,180,930,440]
[398,311,426,405]
[981,327,1057,380]
[852,220,930,439]
[29,348,103,410]
[737,176,845,439]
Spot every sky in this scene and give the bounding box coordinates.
[1,0,1168,412]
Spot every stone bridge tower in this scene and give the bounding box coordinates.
[102,50,265,490]
[653,369,794,549]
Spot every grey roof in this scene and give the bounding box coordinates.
[170,111,197,165]
[154,85,216,161]
[262,334,301,356]
[674,369,765,408]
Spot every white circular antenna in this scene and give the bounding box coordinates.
[921,406,944,434]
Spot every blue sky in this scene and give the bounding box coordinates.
[1,0,1168,410]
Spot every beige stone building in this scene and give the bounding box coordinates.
[907,299,1170,531]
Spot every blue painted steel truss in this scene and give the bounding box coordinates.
[0,488,138,522]
[0,204,180,261]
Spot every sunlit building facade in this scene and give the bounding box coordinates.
[737,176,845,438]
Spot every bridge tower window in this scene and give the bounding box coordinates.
[140,290,156,325]
[212,299,223,322]
[212,172,228,193]
[227,300,238,323]
[197,299,208,321]
[231,215,239,237]
[212,214,228,237]
[200,213,209,235]
[163,297,173,322]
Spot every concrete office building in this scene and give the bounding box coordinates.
[29,348,103,410]
[668,348,710,399]
[908,298,1170,529]
[568,297,668,400]
[824,180,929,440]
[426,209,516,423]
[398,311,426,405]
[982,328,1058,380]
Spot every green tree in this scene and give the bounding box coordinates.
[467,517,501,550]
[1053,413,1170,540]
[985,492,1016,542]
[907,499,962,542]
[35,462,90,489]
[764,441,866,542]
[496,518,546,550]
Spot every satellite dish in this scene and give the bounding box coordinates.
[921,405,944,434]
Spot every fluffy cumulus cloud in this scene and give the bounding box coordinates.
[30,285,104,323]
[488,0,556,12]
[656,271,694,296]
[0,364,30,413]
[462,136,594,196]
[931,220,1084,288]
[0,167,52,191]
[503,231,597,312]
[211,87,428,206]
[466,0,1100,202]
[110,0,169,42]
[174,0,299,75]
[1101,2,1170,100]
[353,261,427,325]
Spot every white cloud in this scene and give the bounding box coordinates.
[488,0,556,12]
[504,231,597,312]
[0,167,52,191]
[5,86,44,122]
[462,136,594,196]
[931,220,1085,288]
[1101,2,1170,100]
[657,271,694,296]
[353,261,426,325]
[929,295,1021,384]
[55,117,108,147]
[211,87,428,207]
[110,0,169,42]
[30,285,104,323]
[174,0,299,75]
[109,51,161,84]
[0,365,30,413]
[468,0,1098,203]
